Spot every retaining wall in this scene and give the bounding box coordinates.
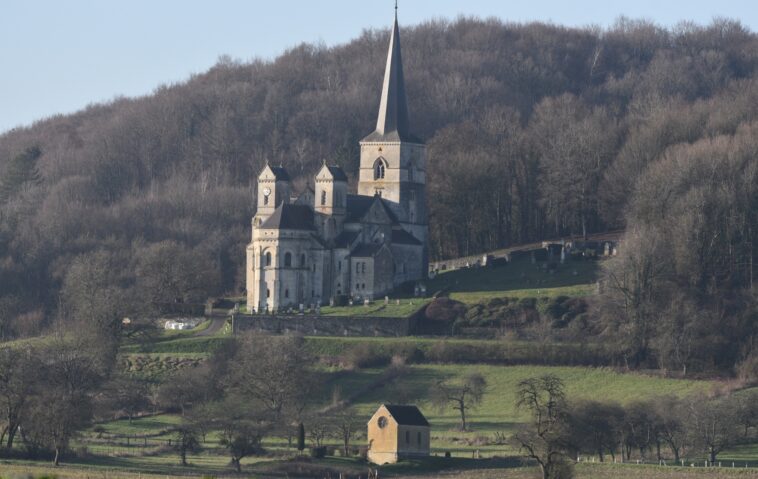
[231,313,416,337]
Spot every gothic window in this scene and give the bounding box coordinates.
[374,158,386,180]
[263,194,269,206]
[266,288,270,298]
[338,261,342,272]
[362,283,366,289]
[356,263,360,274]
[265,252,272,267]
[285,289,289,298]
[300,254,306,267]
[321,190,327,206]
[284,252,292,267]
[362,262,366,274]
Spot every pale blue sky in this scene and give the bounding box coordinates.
[1,0,756,134]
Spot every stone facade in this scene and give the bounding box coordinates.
[246,14,428,312]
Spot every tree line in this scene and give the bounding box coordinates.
[513,375,758,479]
[3,16,758,337]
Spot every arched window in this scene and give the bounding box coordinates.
[265,252,272,267]
[300,254,306,267]
[263,194,269,206]
[321,190,327,206]
[266,288,270,298]
[374,158,386,180]
[284,252,292,267]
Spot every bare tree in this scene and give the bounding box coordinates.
[431,373,487,431]
[512,375,574,479]
[332,407,362,456]
[0,346,38,449]
[225,334,313,425]
[688,395,739,464]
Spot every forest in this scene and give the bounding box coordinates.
[2,15,758,376]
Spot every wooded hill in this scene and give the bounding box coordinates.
[2,16,758,368]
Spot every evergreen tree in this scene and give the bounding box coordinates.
[0,146,42,202]
[297,422,305,453]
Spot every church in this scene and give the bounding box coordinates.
[246,12,428,312]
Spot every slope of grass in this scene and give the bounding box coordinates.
[333,364,713,456]
[428,257,600,304]
[319,299,430,317]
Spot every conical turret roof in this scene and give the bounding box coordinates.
[362,15,422,144]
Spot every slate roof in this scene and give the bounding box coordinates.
[383,404,430,427]
[269,165,290,181]
[334,230,360,249]
[345,194,400,224]
[326,165,348,181]
[392,228,422,246]
[360,15,425,146]
[351,243,384,258]
[260,204,314,230]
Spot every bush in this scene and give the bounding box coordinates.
[332,295,349,307]
[310,446,327,458]
[341,344,391,369]
[425,297,466,323]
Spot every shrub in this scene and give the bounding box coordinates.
[310,446,327,458]
[341,344,390,369]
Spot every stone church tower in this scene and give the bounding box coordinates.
[245,9,428,313]
[358,13,428,269]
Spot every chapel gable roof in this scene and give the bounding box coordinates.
[351,243,385,258]
[382,404,430,427]
[335,230,360,249]
[260,204,314,230]
[391,229,422,246]
[345,194,399,224]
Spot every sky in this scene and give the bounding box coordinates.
[1,0,756,134]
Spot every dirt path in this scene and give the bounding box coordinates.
[195,317,227,336]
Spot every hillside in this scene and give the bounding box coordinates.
[4,17,758,338]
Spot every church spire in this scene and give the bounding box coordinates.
[374,9,411,140]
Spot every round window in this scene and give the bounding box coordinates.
[377,416,388,428]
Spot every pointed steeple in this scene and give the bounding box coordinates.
[363,9,420,143]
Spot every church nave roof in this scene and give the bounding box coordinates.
[260,203,315,230]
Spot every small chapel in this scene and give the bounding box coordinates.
[246,10,428,312]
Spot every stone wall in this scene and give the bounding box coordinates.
[231,313,414,337]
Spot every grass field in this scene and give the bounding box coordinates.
[4,451,757,479]
[427,257,600,304]
[332,364,714,456]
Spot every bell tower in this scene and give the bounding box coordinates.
[357,9,428,253]
[254,163,290,226]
